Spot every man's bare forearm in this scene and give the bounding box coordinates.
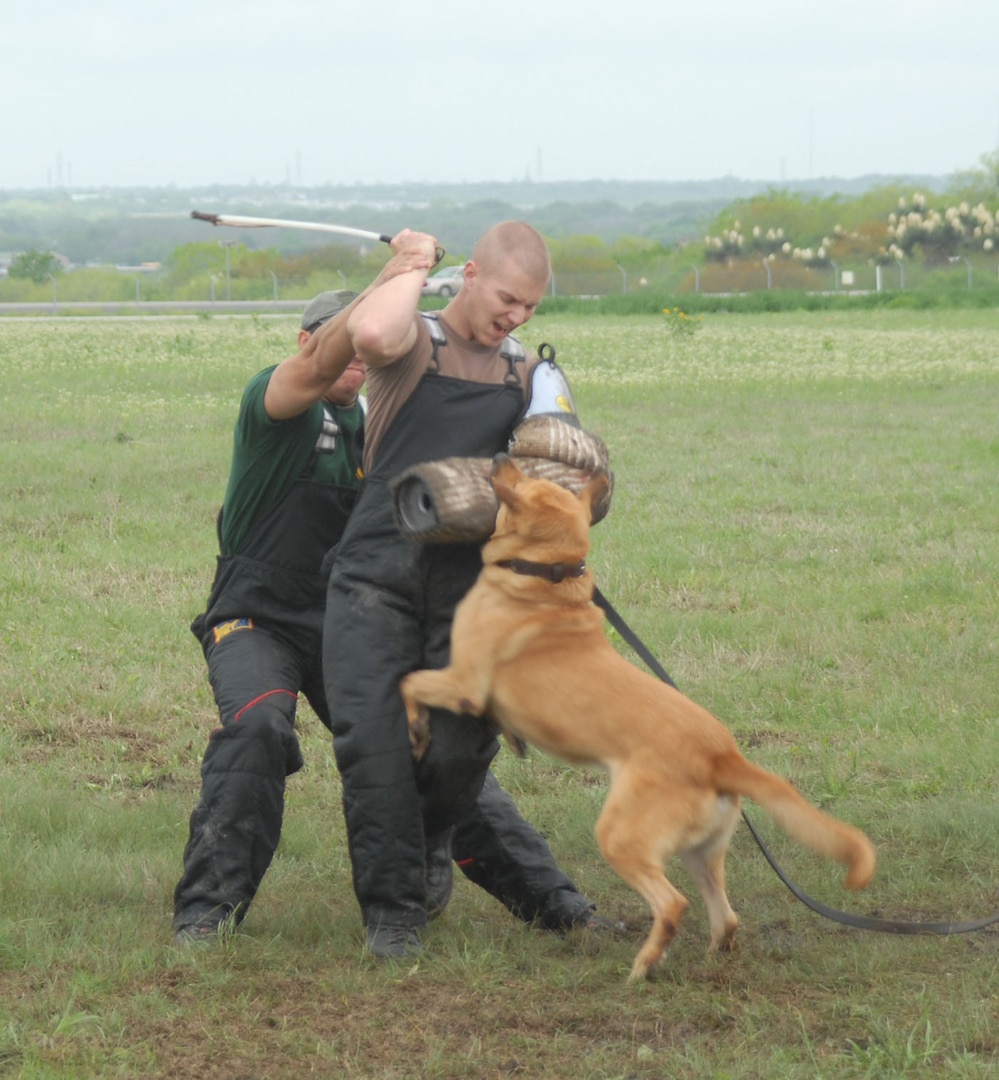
[348,230,439,367]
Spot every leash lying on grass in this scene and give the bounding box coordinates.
[592,586,999,937]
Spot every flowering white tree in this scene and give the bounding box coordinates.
[703,221,797,262]
[883,194,996,264]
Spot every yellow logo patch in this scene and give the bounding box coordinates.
[213,617,254,643]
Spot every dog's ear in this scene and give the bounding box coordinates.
[490,454,525,510]
[581,472,611,524]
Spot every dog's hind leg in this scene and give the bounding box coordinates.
[594,780,689,981]
[679,796,741,954]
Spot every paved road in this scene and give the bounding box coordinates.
[0,300,307,318]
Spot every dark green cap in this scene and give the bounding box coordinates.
[300,290,359,332]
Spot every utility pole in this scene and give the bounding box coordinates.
[218,240,236,301]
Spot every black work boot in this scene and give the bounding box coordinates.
[537,888,627,934]
[366,923,424,959]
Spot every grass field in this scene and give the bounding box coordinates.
[1,308,998,1079]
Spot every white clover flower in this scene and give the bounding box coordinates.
[753,225,761,238]
[913,192,926,208]
[817,246,827,259]
[985,238,994,251]
[782,241,791,254]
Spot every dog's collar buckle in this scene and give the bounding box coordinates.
[496,558,586,584]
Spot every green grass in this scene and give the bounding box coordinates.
[1,309,998,1078]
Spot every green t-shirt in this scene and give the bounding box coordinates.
[218,365,364,556]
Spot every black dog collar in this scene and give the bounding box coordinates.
[496,558,586,584]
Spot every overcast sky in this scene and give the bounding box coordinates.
[4,0,998,190]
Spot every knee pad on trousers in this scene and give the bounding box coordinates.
[204,691,304,778]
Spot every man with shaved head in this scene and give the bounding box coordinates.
[323,222,614,960]
[471,218,552,282]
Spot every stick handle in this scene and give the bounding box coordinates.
[190,210,391,245]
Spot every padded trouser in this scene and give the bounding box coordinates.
[454,772,594,928]
[173,623,327,931]
[325,567,593,932]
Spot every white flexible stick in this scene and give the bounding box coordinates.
[191,210,392,245]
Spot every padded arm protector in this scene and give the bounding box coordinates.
[391,415,613,544]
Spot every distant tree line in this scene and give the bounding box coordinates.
[0,171,964,267]
[2,152,996,302]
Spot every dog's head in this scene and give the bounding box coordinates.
[485,455,610,566]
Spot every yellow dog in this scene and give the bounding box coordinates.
[402,457,875,980]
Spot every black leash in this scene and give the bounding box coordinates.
[593,586,679,689]
[592,585,999,936]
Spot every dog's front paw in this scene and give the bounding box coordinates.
[503,731,529,759]
[408,705,432,760]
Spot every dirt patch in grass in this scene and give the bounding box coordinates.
[104,964,717,1080]
[13,712,163,757]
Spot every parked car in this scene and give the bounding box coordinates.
[421,264,464,297]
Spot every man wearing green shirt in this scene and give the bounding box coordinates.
[173,282,373,943]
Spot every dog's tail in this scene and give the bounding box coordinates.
[714,751,876,890]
